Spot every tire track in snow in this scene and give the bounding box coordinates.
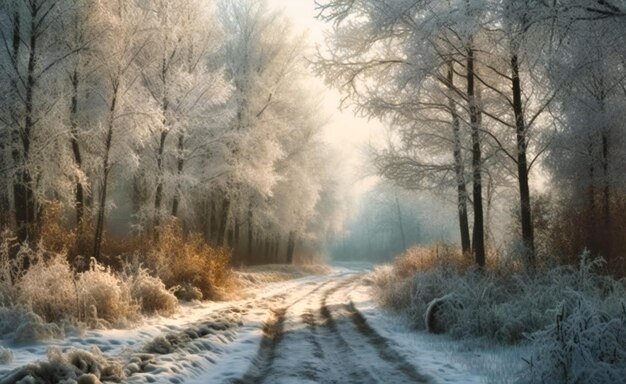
[240,273,422,384]
[230,277,338,384]
[318,276,430,384]
[346,298,430,382]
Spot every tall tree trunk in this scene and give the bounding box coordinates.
[15,12,39,243]
[210,197,218,244]
[217,196,230,246]
[273,235,280,261]
[1,10,20,228]
[204,197,212,242]
[93,87,118,260]
[70,69,85,231]
[154,53,170,234]
[511,53,535,266]
[153,130,168,234]
[597,56,610,254]
[586,138,597,252]
[394,193,407,250]
[247,206,253,258]
[467,44,485,267]
[171,133,185,217]
[446,62,471,254]
[286,231,296,264]
[233,217,240,250]
[264,237,270,262]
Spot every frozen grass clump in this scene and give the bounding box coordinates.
[371,247,626,341]
[0,306,24,337]
[0,347,13,364]
[129,269,177,315]
[0,307,64,343]
[0,346,125,384]
[14,312,64,343]
[77,260,139,325]
[17,255,77,323]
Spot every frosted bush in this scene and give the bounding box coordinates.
[129,269,177,315]
[373,249,626,348]
[405,269,455,327]
[77,260,139,325]
[371,264,457,328]
[14,312,64,343]
[0,307,63,343]
[17,255,77,323]
[0,306,24,337]
[172,283,203,302]
[520,295,626,384]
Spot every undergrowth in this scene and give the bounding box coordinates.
[146,223,236,301]
[0,235,178,342]
[371,245,626,383]
[0,220,238,342]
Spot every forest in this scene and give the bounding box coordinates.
[0,0,344,267]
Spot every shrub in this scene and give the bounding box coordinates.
[521,295,626,384]
[77,260,139,325]
[372,246,626,383]
[14,312,65,343]
[150,224,234,300]
[129,269,177,315]
[391,245,469,278]
[17,255,77,323]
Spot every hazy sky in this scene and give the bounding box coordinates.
[265,0,384,195]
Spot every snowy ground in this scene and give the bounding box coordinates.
[0,264,527,383]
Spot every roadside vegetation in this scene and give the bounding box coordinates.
[0,223,236,344]
[371,245,626,383]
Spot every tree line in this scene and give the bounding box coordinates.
[0,0,342,264]
[316,0,626,272]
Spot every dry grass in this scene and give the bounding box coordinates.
[390,244,472,278]
[77,260,140,325]
[149,223,235,301]
[38,201,77,255]
[128,269,177,315]
[17,254,77,323]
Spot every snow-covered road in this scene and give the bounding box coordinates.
[231,272,429,384]
[1,265,522,383]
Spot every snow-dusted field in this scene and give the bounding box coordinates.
[0,265,525,383]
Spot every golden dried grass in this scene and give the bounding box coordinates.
[151,223,235,300]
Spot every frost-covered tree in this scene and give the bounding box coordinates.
[0,0,85,242]
[136,0,228,235]
[89,1,158,260]
[546,17,626,263]
[210,0,342,263]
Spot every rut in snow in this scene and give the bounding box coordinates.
[233,274,430,384]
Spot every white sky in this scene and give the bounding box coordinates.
[266,0,384,196]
